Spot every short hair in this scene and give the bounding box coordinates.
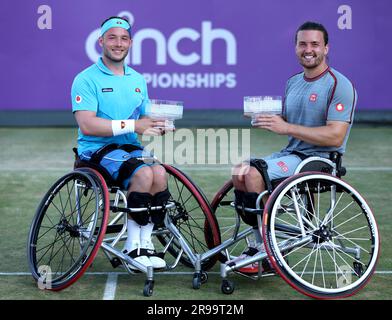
[295,21,329,45]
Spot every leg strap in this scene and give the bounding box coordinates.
[249,158,273,193]
[151,189,171,225]
[234,190,259,227]
[127,192,153,226]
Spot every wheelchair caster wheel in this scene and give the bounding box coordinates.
[200,271,208,284]
[221,279,234,294]
[192,273,201,289]
[192,271,208,289]
[353,261,363,276]
[143,280,154,297]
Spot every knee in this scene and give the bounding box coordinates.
[133,166,154,183]
[152,165,167,186]
[232,163,248,183]
[244,166,262,182]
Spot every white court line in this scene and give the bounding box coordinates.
[4,270,392,301]
[103,273,118,300]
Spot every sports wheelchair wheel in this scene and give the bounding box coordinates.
[27,169,109,290]
[156,165,221,270]
[262,172,380,299]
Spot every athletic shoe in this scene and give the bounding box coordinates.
[238,260,275,274]
[141,240,166,269]
[123,240,152,271]
[236,247,260,274]
[122,248,153,271]
[234,243,274,275]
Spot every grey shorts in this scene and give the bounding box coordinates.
[251,151,303,180]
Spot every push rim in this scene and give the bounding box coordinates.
[263,172,380,298]
[27,170,109,290]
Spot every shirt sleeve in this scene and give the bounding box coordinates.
[139,78,149,116]
[71,75,98,113]
[282,79,291,120]
[327,78,357,123]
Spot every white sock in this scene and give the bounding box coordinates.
[124,219,141,252]
[140,222,154,248]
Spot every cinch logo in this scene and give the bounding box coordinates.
[86,11,237,66]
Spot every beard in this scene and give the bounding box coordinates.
[298,54,325,69]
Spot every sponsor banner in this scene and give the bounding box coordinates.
[0,0,390,110]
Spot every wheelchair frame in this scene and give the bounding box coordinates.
[27,152,380,299]
[211,154,380,298]
[27,163,221,296]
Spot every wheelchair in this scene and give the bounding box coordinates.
[210,152,380,299]
[27,148,221,296]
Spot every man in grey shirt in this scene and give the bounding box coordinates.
[231,21,357,274]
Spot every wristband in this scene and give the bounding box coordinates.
[112,120,135,136]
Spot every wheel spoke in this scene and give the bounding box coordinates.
[266,173,379,297]
[28,171,108,289]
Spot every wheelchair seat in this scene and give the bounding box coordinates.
[72,147,119,189]
[269,151,346,190]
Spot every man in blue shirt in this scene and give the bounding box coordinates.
[72,16,169,270]
[231,21,357,273]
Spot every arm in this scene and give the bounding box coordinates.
[254,72,355,148]
[252,115,349,148]
[74,110,112,136]
[74,110,166,136]
[285,119,349,147]
[72,75,166,137]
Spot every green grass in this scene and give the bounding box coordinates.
[0,126,391,300]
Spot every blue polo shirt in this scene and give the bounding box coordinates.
[282,67,357,157]
[71,58,149,154]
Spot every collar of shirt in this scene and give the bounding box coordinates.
[96,57,132,76]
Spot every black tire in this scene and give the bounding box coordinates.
[155,165,221,271]
[192,273,201,289]
[262,172,380,299]
[27,169,109,291]
[200,271,208,284]
[143,280,154,297]
[221,279,235,294]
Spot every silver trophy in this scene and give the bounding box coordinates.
[145,99,183,130]
[243,96,282,125]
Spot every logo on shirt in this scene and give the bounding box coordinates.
[309,93,318,102]
[75,95,82,103]
[102,88,113,93]
[336,103,344,112]
[135,88,141,93]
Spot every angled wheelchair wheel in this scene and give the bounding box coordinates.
[262,172,380,299]
[156,165,221,270]
[27,169,109,291]
[210,179,254,263]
